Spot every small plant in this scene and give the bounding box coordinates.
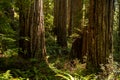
[50,63,97,80]
[0,70,27,80]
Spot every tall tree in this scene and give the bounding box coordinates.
[67,0,72,36]
[54,0,67,48]
[68,0,83,36]
[18,0,46,60]
[87,0,114,72]
[118,0,120,53]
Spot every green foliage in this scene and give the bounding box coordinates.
[49,57,120,80]
[0,70,26,80]
[0,0,120,80]
[4,49,18,57]
[50,63,97,80]
[50,64,120,80]
[0,56,58,80]
[0,70,12,80]
[0,0,18,55]
[113,1,120,62]
[44,0,54,31]
[0,0,15,30]
[0,33,17,55]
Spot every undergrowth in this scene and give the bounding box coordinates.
[0,53,120,80]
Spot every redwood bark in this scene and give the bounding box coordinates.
[54,0,67,48]
[87,0,114,72]
[19,0,46,60]
[68,0,83,36]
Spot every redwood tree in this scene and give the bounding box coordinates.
[54,0,67,48]
[19,0,46,60]
[68,0,83,36]
[87,0,114,72]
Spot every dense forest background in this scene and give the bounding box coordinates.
[0,0,120,80]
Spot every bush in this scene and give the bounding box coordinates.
[0,70,27,80]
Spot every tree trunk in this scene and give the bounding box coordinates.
[68,0,72,36]
[68,0,83,36]
[87,0,114,72]
[54,0,67,49]
[19,0,46,61]
[18,0,27,58]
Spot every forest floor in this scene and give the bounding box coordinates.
[0,55,59,80]
[0,53,120,80]
[0,52,89,80]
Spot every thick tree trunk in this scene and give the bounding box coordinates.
[68,0,83,36]
[87,0,114,72]
[30,0,46,60]
[19,0,28,58]
[19,0,46,60]
[54,0,67,48]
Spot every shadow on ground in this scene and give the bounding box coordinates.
[0,56,59,80]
